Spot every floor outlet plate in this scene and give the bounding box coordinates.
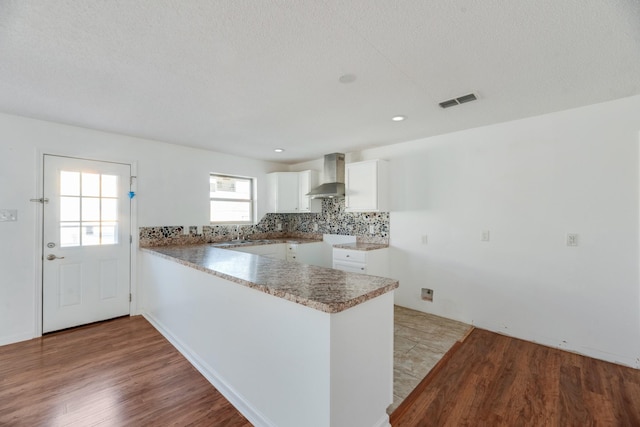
[421,288,434,302]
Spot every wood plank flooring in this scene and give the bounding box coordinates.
[3,315,639,427]
[391,328,640,427]
[0,316,251,426]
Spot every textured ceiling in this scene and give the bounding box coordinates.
[1,0,639,163]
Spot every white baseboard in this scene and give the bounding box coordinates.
[142,312,276,427]
[0,332,34,347]
[373,413,391,427]
[477,320,640,370]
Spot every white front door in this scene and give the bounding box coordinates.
[42,155,131,333]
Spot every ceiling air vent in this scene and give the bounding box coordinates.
[439,93,478,108]
[439,99,459,109]
[456,93,477,104]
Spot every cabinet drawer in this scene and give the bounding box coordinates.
[333,260,366,273]
[333,248,366,263]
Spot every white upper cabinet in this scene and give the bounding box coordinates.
[267,170,321,213]
[298,170,321,213]
[345,159,389,212]
[267,172,299,213]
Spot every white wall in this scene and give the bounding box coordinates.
[0,112,284,345]
[299,95,640,368]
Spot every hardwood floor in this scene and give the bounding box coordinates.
[391,328,640,427]
[0,316,251,426]
[4,316,639,427]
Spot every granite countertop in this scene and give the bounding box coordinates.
[332,242,389,251]
[142,244,398,314]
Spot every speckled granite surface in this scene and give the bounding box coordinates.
[142,245,398,313]
[333,242,389,251]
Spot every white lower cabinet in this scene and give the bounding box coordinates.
[287,242,326,266]
[332,259,367,273]
[332,247,389,277]
[286,244,298,262]
[232,242,328,266]
[231,243,286,260]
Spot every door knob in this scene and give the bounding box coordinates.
[46,254,65,261]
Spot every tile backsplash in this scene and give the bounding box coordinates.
[289,198,388,238]
[139,199,389,247]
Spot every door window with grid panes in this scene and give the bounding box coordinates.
[59,171,119,247]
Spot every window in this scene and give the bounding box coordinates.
[210,174,255,224]
[59,171,119,247]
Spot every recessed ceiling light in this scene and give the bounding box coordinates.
[274,148,285,153]
[338,74,357,84]
[392,115,406,121]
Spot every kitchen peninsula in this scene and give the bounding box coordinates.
[140,242,398,427]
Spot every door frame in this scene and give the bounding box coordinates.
[33,151,138,337]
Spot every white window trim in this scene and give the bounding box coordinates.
[209,173,256,225]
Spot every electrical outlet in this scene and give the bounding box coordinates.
[313,223,318,232]
[277,223,282,231]
[421,288,434,302]
[481,230,490,242]
[566,233,578,246]
[421,235,428,245]
[369,225,375,234]
[0,209,17,221]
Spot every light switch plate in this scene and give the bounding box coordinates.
[0,209,17,221]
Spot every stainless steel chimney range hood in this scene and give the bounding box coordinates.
[306,153,345,199]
